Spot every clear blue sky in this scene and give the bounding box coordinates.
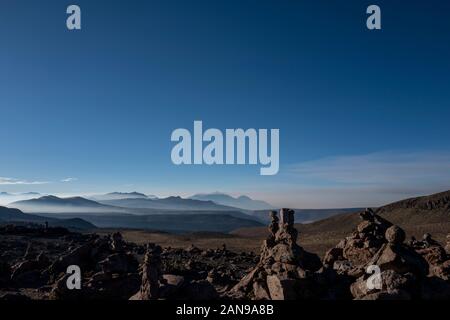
[1,0,449,208]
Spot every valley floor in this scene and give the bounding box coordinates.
[112,220,450,258]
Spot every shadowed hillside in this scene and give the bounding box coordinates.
[0,206,96,230]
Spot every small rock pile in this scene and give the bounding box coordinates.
[130,244,218,300]
[446,234,450,255]
[350,225,429,299]
[48,232,140,300]
[323,208,392,277]
[161,245,257,285]
[408,233,450,288]
[131,244,164,300]
[229,209,321,300]
[322,210,450,300]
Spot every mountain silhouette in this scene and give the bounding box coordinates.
[0,205,96,230]
[10,195,122,213]
[97,196,240,211]
[90,192,157,201]
[190,193,274,210]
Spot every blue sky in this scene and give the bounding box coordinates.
[0,0,449,208]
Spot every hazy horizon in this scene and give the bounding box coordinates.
[1,186,449,210]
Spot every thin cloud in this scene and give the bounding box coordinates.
[261,151,450,208]
[0,177,49,185]
[61,177,78,182]
[288,151,450,188]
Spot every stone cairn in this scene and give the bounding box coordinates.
[446,234,450,255]
[411,233,450,286]
[130,243,216,300]
[350,224,429,299]
[323,208,392,277]
[229,209,321,300]
[131,244,164,300]
[322,208,450,300]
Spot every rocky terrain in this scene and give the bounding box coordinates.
[0,223,258,300]
[233,190,450,255]
[1,204,450,300]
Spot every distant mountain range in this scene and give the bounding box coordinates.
[89,192,157,201]
[5,189,450,235]
[189,192,274,210]
[5,191,266,233]
[0,192,41,197]
[5,191,380,233]
[0,206,96,230]
[97,196,239,211]
[10,195,123,214]
[7,192,273,212]
[0,192,43,206]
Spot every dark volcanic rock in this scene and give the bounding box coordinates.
[49,273,84,300]
[445,234,450,254]
[0,261,11,287]
[349,225,449,300]
[130,244,164,300]
[99,252,138,275]
[323,208,391,274]
[10,252,51,288]
[229,209,322,300]
[2,203,450,301]
[321,208,450,300]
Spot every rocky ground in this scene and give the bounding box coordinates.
[0,223,258,300]
[1,208,450,300]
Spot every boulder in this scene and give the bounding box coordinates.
[327,208,390,272]
[385,225,405,244]
[416,246,447,267]
[428,260,450,281]
[49,273,84,300]
[351,270,416,300]
[323,247,343,267]
[368,226,428,277]
[99,253,138,275]
[252,280,271,300]
[186,244,201,255]
[87,273,141,300]
[266,275,297,300]
[45,241,95,277]
[445,234,450,254]
[10,257,48,288]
